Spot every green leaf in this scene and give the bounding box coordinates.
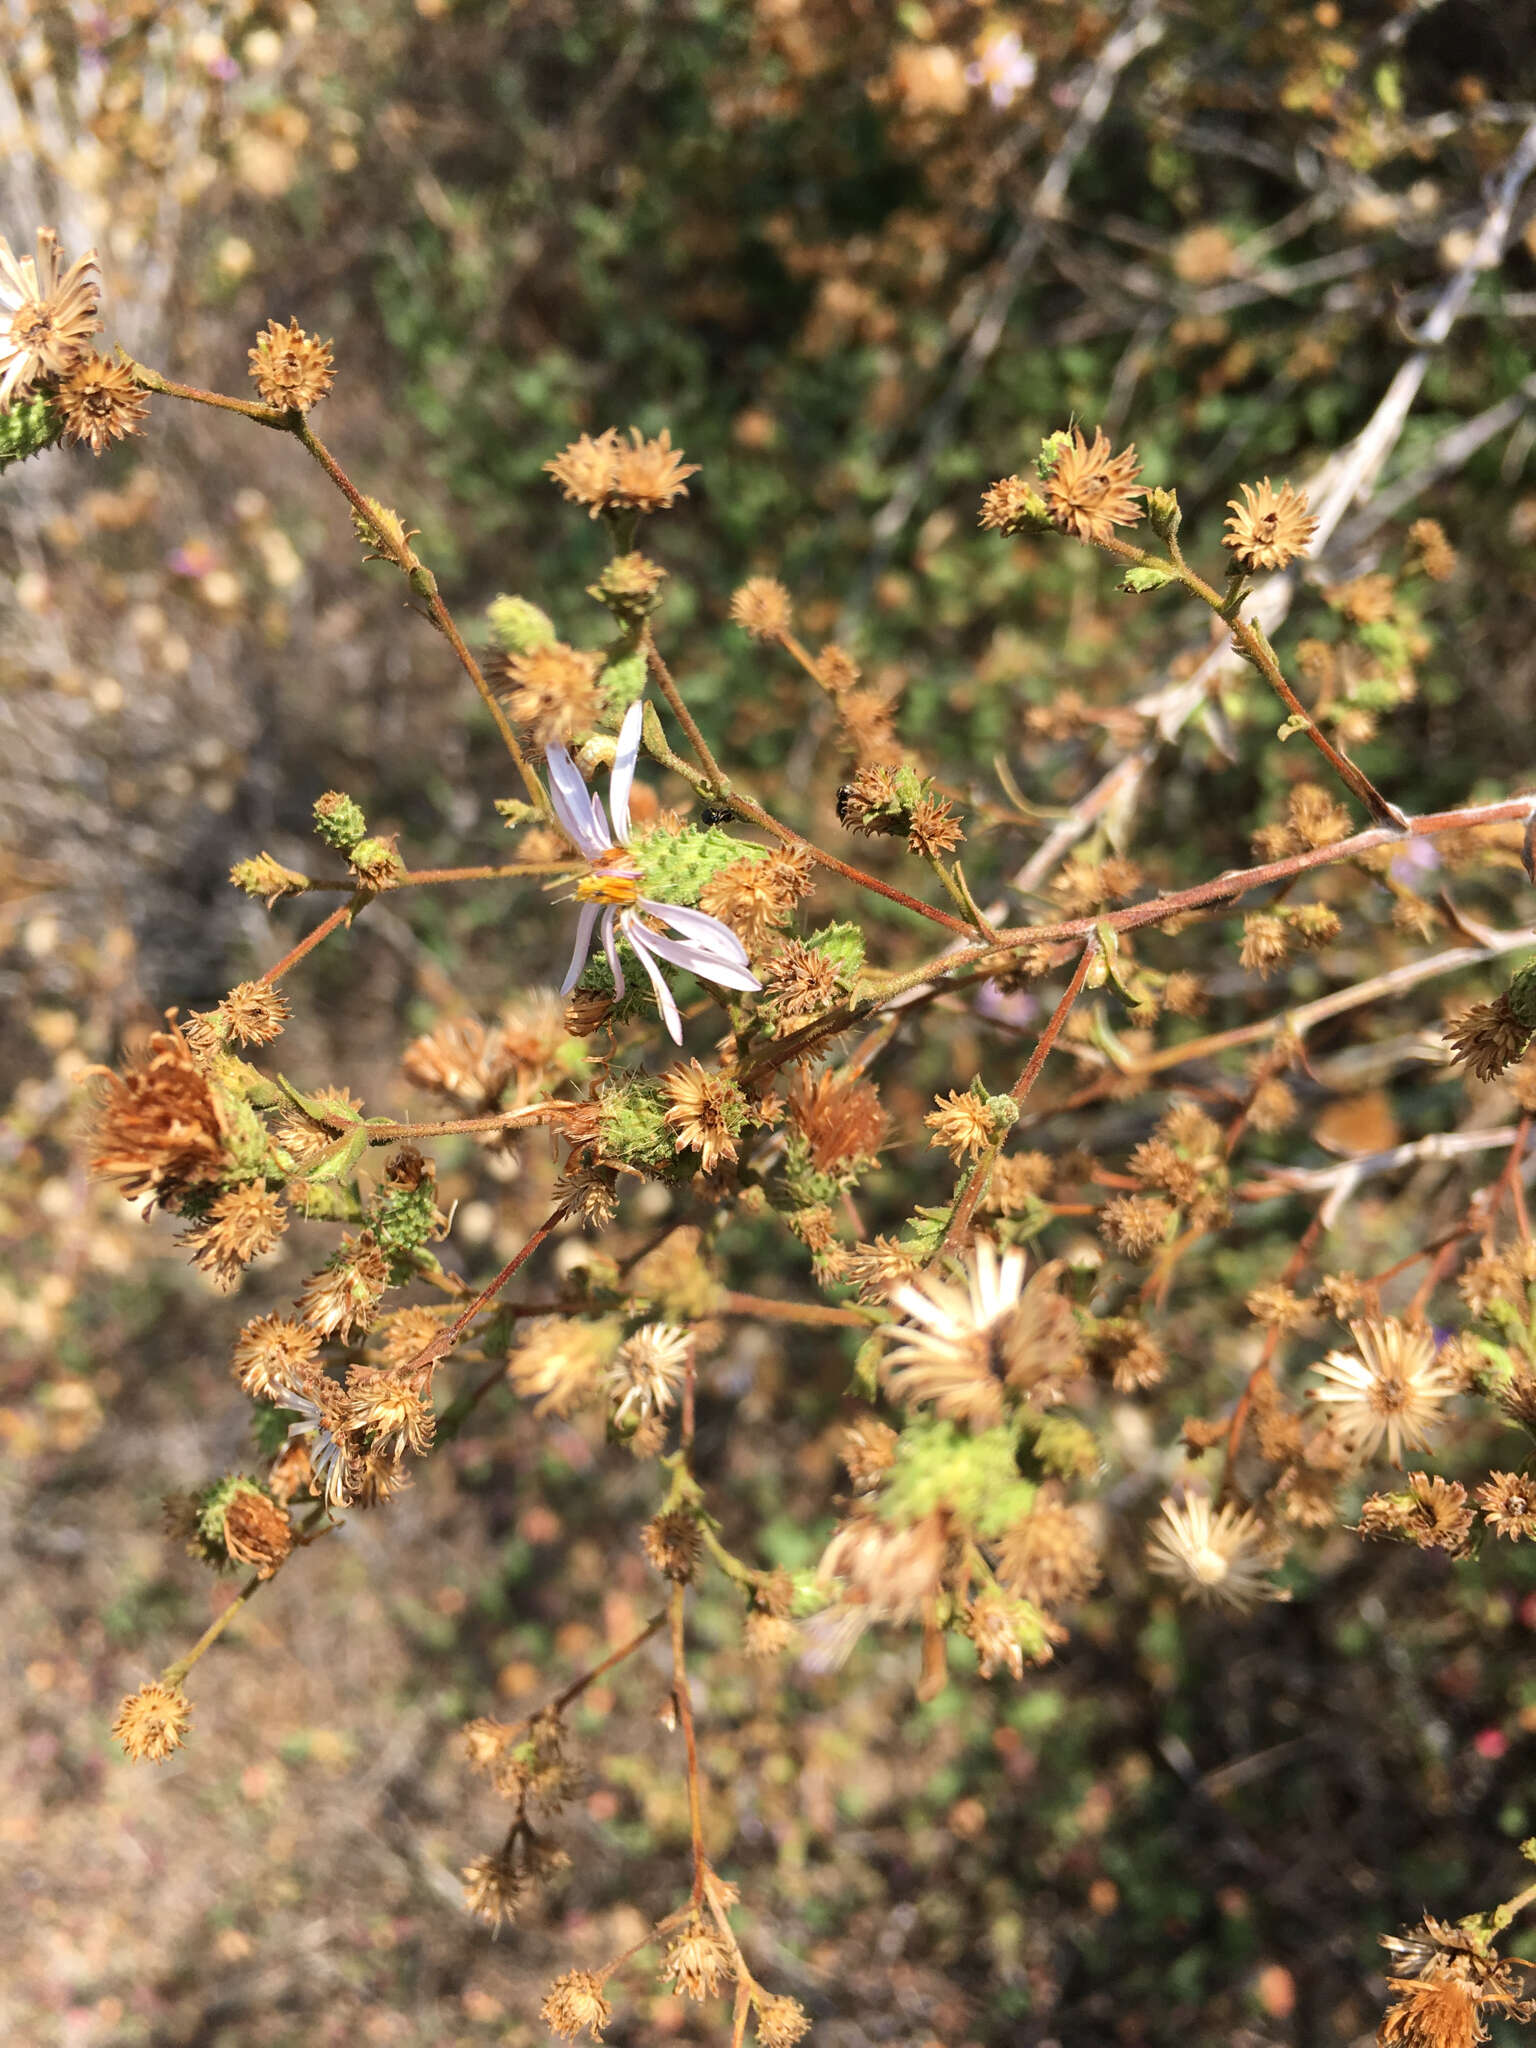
[1121,563,1175,595]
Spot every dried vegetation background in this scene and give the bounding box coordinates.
[9,2,1536,2044]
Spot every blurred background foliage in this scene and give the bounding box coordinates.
[8,1,1536,2042]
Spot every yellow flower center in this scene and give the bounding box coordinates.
[576,852,641,906]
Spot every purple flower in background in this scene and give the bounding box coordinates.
[966,31,1037,109]
[545,700,760,1043]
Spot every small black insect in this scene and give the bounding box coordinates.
[835,785,855,825]
[700,802,734,825]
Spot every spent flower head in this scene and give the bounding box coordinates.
[1308,1318,1458,1466]
[0,227,100,406]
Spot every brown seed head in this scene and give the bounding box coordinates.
[112,1680,192,1763]
[544,428,621,516]
[461,1849,525,1930]
[1378,1974,1484,2048]
[925,1088,1000,1164]
[1407,517,1457,582]
[663,1059,743,1174]
[699,855,796,952]
[232,1313,320,1399]
[641,1507,703,1582]
[502,641,605,746]
[508,1316,618,1416]
[786,1068,890,1174]
[1446,995,1531,1082]
[1248,1078,1299,1132]
[1044,427,1144,544]
[659,1917,733,2001]
[1222,478,1318,572]
[182,1183,289,1291]
[609,426,699,514]
[979,472,1049,535]
[540,1969,613,2041]
[1099,1193,1174,1261]
[216,978,291,1046]
[763,938,841,1023]
[755,1994,812,2047]
[247,317,334,411]
[56,352,148,453]
[730,575,793,639]
[90,1023,230,1210]
[222,1487,294,1577]
[995,1494,1101,1610]
[840,1413,899,1489]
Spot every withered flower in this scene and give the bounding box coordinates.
[295,1232,389,1341]
[786,1068,890,1174]
[730,575,793,638]
[90,1023,230,1210]
[762,938,842,1022]
[840,1414,899,1489]
[907,793,964,859]
[1146,1491,1288,1612]
[641,1507,703,1582]
[1477,1471,1536,1539]
[664,1058,743,1174]
[964,1590,1044,1681]
[222,1487,293,1577]
[247,317,335,411]
[659,1917,733,2001]
[1239,912,1292,976]
[882,1239,1079,1428]
[609,426,698,513]
[232,1313,320,1399]
[818,1509,950,1623]
[1308,1319,1458,1466]
[698,854,799,952]
[995,1492,1101,1611]
[461,1848,524,1931]
[501,640,605,746]
[1099,1194,1174,1261]
[1222,478,1318,572]
[56,352,148,453]
[182,1183,288,1291]
[0,228,100,405]
[112,1680,192,1763]
[925,1088,1000,1164]
[540,1969,613,2041]
[607,1323,692,1425]
[508,1316,617,1416]
[1445,995,1531,1082]
[979,473,1049,535]
[1407,518,1457,582]
[1044,426,1144,544]
[1248,1077,1299,1132]
[215,978,291,1046]
[755,1994,812,2047]
[1379,1976,1485,2048]
[347,1366,435,1462]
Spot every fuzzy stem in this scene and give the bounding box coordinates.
[643,628,729,793]
[161,1501,328,1687]
[259,897,361,983]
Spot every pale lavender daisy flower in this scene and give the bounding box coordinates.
[966,31,1037,109]
[545,699,760,1042]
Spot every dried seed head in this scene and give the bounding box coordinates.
[346,1366,436,1461]
[461,1849,525,1930]
[296,1232,389,1341]
[1222,477,1317,572]
[216,978,291,1046]
[659,1918,734,2002]
[1239,912,1291,977]
[1308,1319,1458,1466]
[1248,1078,1299,1132]
[730,575,793,638]
[247,317,334,411]
[229,852,310,908]
[222,1487,293,1577]
[786,1068,890,1174]
[840,1414,899,1489]
[925,1088,1003,1164]
[607,1322,692,1425]
[907,792,964,859]
[1445,994,1531,1082]
[995,1493,1101,1610]
[55,351,148,453]
[1378,1974,1484,2048]
[1146,1492,1288,1612]
[508,1317,617,1417]
[641,1507,703,1582]
[754,1993,812,2047]
[1476,1471,1536,1540]
[978,472,1050,535]
[762,938,842,1023]
[1407,517,1457,582]
[112,1680,192,1763]
[181,1183,288,1291]
[540,1969,613,2041]
[232,1313,320,1399]
[90,1023,231,1210]
[1044,426,1144,543]
[502,641,605,747]
[1099,1194,1174,1260]
[744,1608,797,1658]
[819,1509,950,1623]
[699,856,797,952]
[663,1059,743,1174]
